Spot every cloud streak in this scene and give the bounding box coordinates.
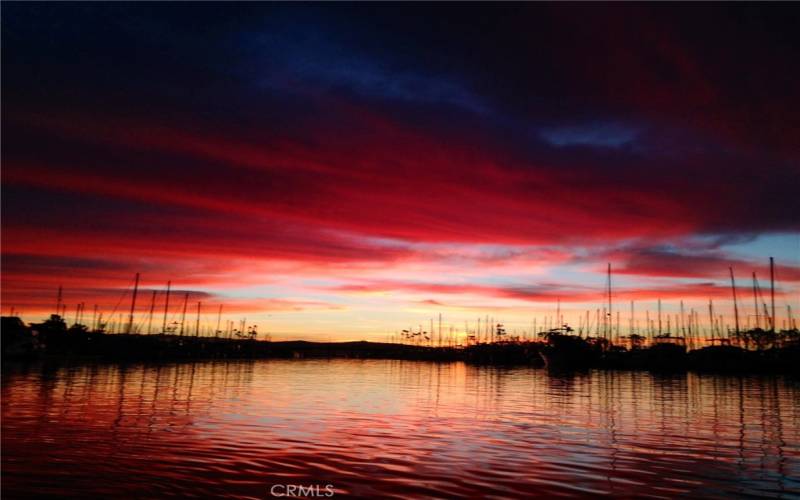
[2,4,798,335]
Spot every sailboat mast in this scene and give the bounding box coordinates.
[729,268,740,336]
[680,300,685,336]
[607,263,612,340]
[630,300,634,336]
[438,313,442,347]
[658,298,662,335]
[556,298,561,329]
[708,299,715,339]
[126,273,140,334]
[216,304,223,338]
[752,273,760,329]
[180,292,189,336]
[162,281,171,334]
[770,257,776,333]
[596,308,600,336]
[196,301,201,337]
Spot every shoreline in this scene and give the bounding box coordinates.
[3,329,799,375]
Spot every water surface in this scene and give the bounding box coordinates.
[3,360,799,498]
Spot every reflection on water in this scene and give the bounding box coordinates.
[3,360,799,498]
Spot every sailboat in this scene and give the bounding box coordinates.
[539,324,599,369]
[539,264,613,370]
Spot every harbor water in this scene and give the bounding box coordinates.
[3,359,799,498]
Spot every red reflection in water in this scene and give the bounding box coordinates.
[2,360,799,498]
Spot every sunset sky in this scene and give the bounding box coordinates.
[2,4,799,340]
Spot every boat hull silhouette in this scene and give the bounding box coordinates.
[646,342,687,371]
[540,335,599,370]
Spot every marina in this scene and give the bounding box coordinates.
[5,259,797,374]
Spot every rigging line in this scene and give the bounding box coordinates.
[162,291,197,331]
[105,276,137,322]
[131,290,159,334]
[755,279,774,328]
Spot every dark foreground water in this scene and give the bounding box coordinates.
[3,360,799,499]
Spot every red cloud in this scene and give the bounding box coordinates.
[8,107,794,252]
[606,248,800,282]
[3,78,798,326]
[330,279,790,303]
[2,279,342,321]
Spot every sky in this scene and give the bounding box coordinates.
[2,4,799,341]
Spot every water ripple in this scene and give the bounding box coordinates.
[3,360,799,498]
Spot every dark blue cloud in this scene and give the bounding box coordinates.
[538,122,639,149]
